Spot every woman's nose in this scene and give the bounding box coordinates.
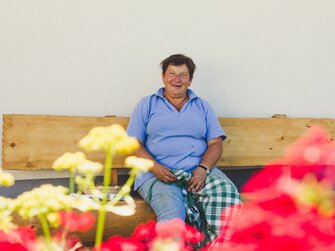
[174,75,182,81]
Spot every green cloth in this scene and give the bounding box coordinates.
[171,169,242,247]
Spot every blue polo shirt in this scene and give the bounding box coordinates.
[127,88,226,190]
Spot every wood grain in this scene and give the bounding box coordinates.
[3,115,129,170]
[3,114,335,170]
[219,117,335,166]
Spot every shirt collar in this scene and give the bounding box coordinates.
[155,87,198,100]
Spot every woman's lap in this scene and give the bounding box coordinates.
[138,176,186,222]
[137,167,235,222]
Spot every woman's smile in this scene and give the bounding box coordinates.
[162,64,191,99]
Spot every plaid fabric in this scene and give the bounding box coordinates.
[171,169,242,247]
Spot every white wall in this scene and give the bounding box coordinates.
[1,0,335,171]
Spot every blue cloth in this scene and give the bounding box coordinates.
[127,88,226,190]
[137,176,186,222]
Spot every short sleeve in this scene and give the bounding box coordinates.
[127,97,149,142]
[203,100,227,141]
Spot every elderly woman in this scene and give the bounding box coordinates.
[127,54,240,244]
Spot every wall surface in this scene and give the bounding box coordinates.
[1,0,335,176]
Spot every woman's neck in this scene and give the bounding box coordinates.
[163,92,189,111]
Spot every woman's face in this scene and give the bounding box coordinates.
[162,64,192,99]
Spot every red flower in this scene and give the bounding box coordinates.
[242,163,286,195]
[93,235,147,251]
[59,210,95,232]
[0,242,28,251]
[257,194,298,217]
[0,226,36,250]
[93,219,203,251]
[284,126,334,166]
[184,223,204,244]
[156,218,203,244]
[243,126,335,195]
[217,126,335,250]
[283,126,335,183]
[230,221,272,246]
[300,212,335,247]
[50,231,84,250]
[264,235,309,251]
[131,220,157,243]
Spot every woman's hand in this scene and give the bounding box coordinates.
[151,163,177,183]
[132,143,176,183]
[188,167,207,192]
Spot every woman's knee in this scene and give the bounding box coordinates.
[147,182,186,221]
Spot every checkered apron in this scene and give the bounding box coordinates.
[171,169,242,248]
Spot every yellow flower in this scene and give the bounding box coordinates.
[114,137,140,155]
[77,160,103,175]
[47,212,60,228]
[0,171,15,187]
[0,196,16,232]
[75,176,95,192]
[69,192,136,214]
[14,184,75,220]
[125,156,154,174]
[52,152,86,172]
[288,174,335,216]
[78,124,139,154]
[105,195,136,216]
[78,125,125,152]
[71,194,100,211]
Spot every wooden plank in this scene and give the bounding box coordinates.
[2,114,129,170]
[219,117,335,166]
[3,114,335,170]
[11,199,156,242]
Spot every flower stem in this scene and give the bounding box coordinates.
[103,151,113,189]
[95,149,113,248]
[38,214,51,243]
[69,170,75,194]
[109,174,135,206]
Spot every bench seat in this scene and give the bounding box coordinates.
[3,113,335,240]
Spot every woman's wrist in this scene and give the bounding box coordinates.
[198,164,210,175]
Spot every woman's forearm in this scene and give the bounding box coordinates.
[199,138,223,170]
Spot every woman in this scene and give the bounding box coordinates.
[127,54,240,243]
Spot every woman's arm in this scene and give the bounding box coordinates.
[188,137,223,192]
[199,137,223,169]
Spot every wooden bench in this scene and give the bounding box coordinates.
[2,114,335,241]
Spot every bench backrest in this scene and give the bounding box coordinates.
[3,114,335,170]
